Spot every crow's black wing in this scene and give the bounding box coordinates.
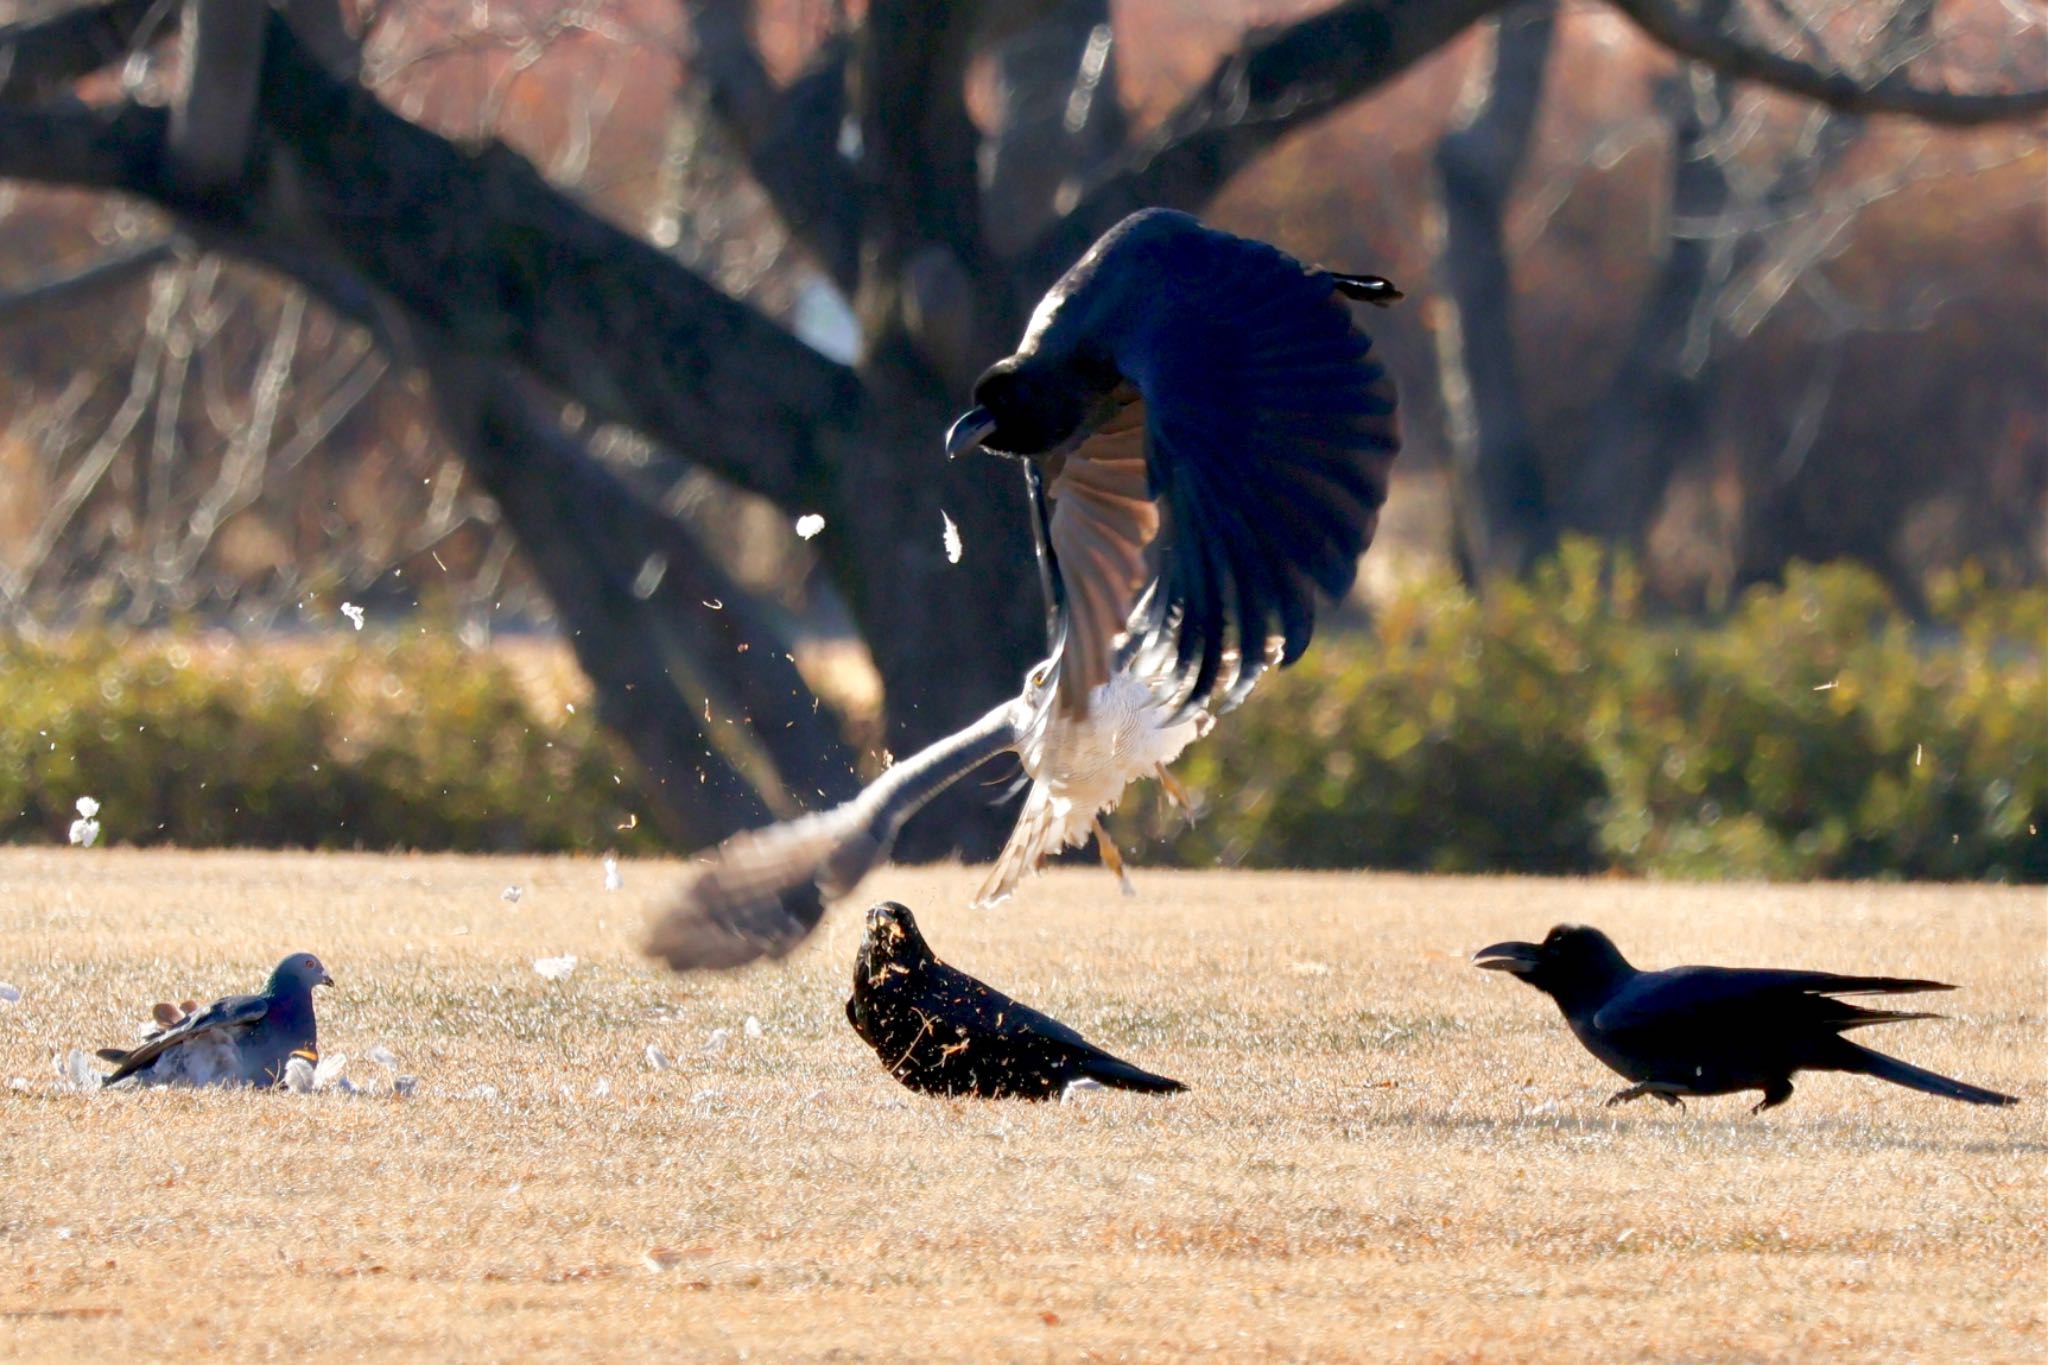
[919,961,1096,1051]
[1594,966,1954,1035]
[1091,217,1399,712]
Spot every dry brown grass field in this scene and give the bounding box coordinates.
[0,849,2041,1362]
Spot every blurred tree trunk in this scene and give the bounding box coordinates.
[1431,1,1558,581]
[2,0,2042,853]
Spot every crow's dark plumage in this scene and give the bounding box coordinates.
[647,210,1401,971]
[97,953,333,1088]
[946,207,1401,717]
[845,902,1186,1100]
[1475,924,2018,1113]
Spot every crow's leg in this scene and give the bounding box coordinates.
[1606,1083,1685,1110]
[1750,1079,1795,1115]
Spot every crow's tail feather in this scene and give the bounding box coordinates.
[1079,1055,1187,1095]
[1834,1040,2017,1106]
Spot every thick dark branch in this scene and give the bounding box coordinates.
[1614,0,2048,126]
[1433,2,1558,580]
[854,1,987,264]
[686,2,860,289]
[0,17,868,516]
[168,0,264,189]
[0,0,166,104]
[0,235,175,320]
[427,352,863,839]
[1019,0,1510,291]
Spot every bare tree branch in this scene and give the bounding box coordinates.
[1018,0,1512,292]
[168,0,264,189]
[685,1,860,290]
[0,235,175,320]
[0,0,167,104]
[1432,1,1558,580]
[1613,0,2048,126]
[0,17,869,517]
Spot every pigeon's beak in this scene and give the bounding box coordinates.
[944,406,997,460]
[317,970,335,989]
[1473,941,1542,975]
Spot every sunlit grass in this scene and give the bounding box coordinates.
[0,850,2040,1359]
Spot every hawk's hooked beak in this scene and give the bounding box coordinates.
[944,406,997,460]
[1473,941,1542,975]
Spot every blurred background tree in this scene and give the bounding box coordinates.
[0,0,2041,854]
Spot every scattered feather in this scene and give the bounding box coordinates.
[501,885,523,904]
[367,1045,400,1070]
[392,1074,418,1098]
[63,1049,93,1091]
[340,601,366,631]
[941,510,963,563]
[795,513,826,540]
[644,1045,673,1071]
[533,955,578,981]
[603,855,623,892]
[68,796,101,848]
[285,1057,317,1093]
[314,1053,349,1089]
[589,1077,612,1099]
[743,1016,763,1039]
[7,1077,29,1092]
[703,1028,730,1054]
[0,983,19,1005]
[465,1084,500,1101]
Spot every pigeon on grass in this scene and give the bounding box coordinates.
[97,953,333,1089]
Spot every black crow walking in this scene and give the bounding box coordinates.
[1475,925,2018,1113]
[845,902,1185,1100]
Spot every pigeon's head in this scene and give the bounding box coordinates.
[861,902,934,965]
[1474,924,1629,992]
[945,358,1095,462]
[271,953,335,995]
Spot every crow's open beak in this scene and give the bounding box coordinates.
[944,406,996,459]
[1473,941,1542,975]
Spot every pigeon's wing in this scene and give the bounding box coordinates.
[1042,396,1158,712]
[1093,220,1400,711]
[647,698,1025,971]
[102,991,269,1084]
[1593,967,1955,1034]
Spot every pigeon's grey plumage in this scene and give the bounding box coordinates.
[97,953,333,1088]
[845,902,1185,1100]
[647,210,1401,972]
[1475,925,2018,1113]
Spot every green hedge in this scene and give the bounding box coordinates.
[1128,545,2045,882]
[0,634,662,854]
[4,548,2042,880]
